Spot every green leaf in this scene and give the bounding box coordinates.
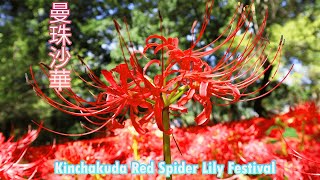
[267,138,279,144]
[258,176,272,180]
[283,127,299,138]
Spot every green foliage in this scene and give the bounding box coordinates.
[282,127,299,138]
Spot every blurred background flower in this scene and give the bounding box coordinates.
[1,0,319,142]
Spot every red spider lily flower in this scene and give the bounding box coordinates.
[54,142,107,164]
[54,136,130,164]
[0,125,49,180]
[29,1,292,135]
[142,3,293,127]
[24,104,320,179]
[281,102,320,134]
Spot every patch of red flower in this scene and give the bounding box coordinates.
[0,126,50,180]
[17,102,319,179]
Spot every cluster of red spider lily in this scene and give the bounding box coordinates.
[0,124,51,180]
[1,101,317,179]
[29,1,292,135]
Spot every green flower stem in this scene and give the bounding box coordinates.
[169,85,189,104]
[162,107,172,180]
